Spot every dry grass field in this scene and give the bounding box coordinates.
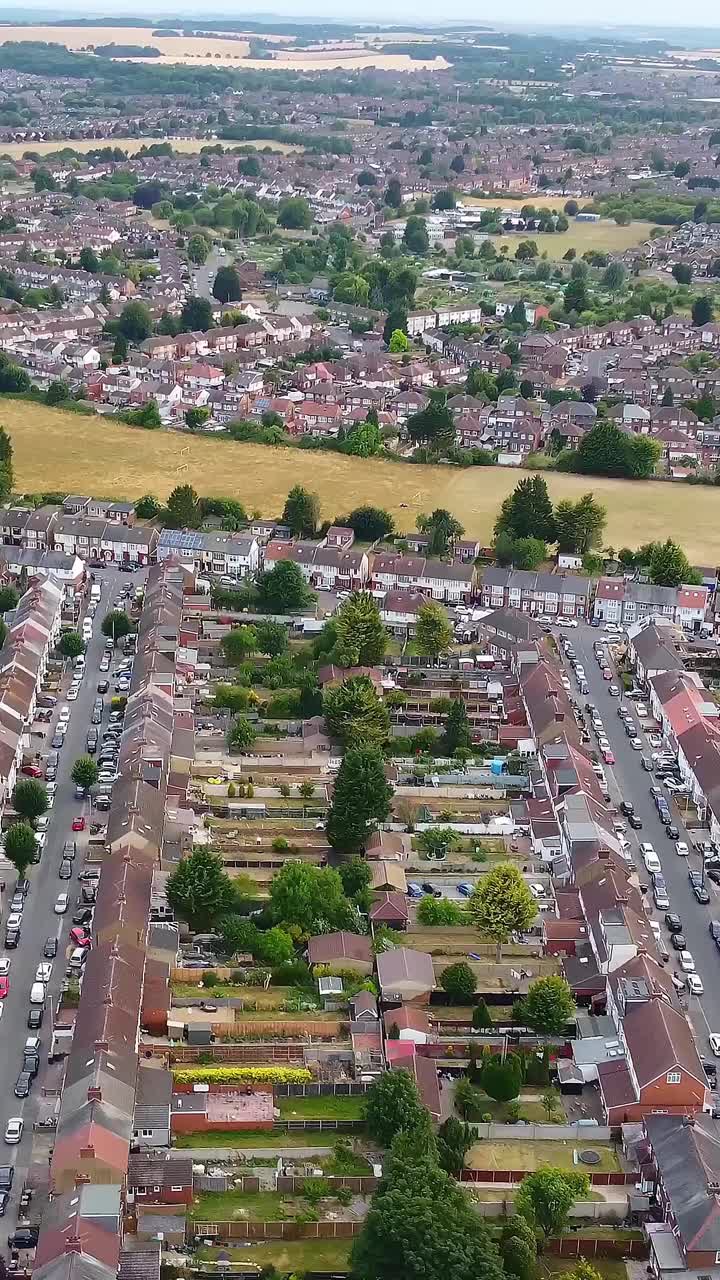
[0,137,302,159]
[0,24,448,70]
[497,221,654,260]
[6,401,719,559]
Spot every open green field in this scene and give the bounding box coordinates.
[7,399,720,559]
[491,220,654,260]
[466,1139,621,1173]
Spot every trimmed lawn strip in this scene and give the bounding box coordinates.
[195,1240,353,1269]
[174,1129,334,1149]
[466,1139,621,1173]
[278,1095,366,1121]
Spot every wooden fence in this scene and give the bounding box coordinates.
[460,1170,634,1186]
[190,1220,361,1242]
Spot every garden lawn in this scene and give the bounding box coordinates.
[277,1095,366,1120]
[174,1129,333,1149]
[190,1189,293,1221]
[195,1240,353,1270]
[465,1139,621,1173]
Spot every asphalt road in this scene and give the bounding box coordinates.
[0,565,133,1244]
[561,624,720,1053]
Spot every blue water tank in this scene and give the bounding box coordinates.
[490,758,503,775]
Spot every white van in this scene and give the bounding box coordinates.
[29,982,46,1005]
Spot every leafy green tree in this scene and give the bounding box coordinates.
[12,778,47,823]
[649,538,697,586]
[495,476,556,542]
[440,961,477,1003]
[101,611,132,644]
[692,296,713,326]
[213,265,242,304]
[227,715,257,752]
[417,508,465,557]
[323,675,390,747]
[4,821,36,879]
[58,631,84,658]
[135,494,160,519]
[166,847,237,931]
[71,756,99,793]
[269,862,353,936]
[384,178,403,208]
[257,925,294,966]
[470,863,537,960]
[443,698,472,754]
[0,424,13,501]
[472,999,492,1030]
[403,216,430,255]
[338,855,371,900]
[334,592,387,666]
[282,485,319,537]
[166,483,201,529]
[407,401,455,453]
[116,300,152,342]
[342,506,394,541]
[365,1070,427,1147]
[565,419,661,479]
[416,826,459,861]
[79,246,99,273]
[480,1053,523,1103]
[512,537,546,570]
[672,262,692,285]
[345,416,382,457]
[417,896,464,925]
[518,975,575,1034]
[213,684,254,712]
[516,1167,590,1240]
[112,333,128,364]
[185,407,209,432]
[45,379,70,406]
[326,744,393,854]
[563,275,591,314]
[0,586,17,613]
[278,196,312,229]
[436,1116,473,1176]
[500,1234,536,1280]
[553,493,606,554]
[255,621,288,656]
[180,295,213,332]
[389,328,410,353]
[221,625,258,664]
[257,560,314,613]
[601,261,626,291]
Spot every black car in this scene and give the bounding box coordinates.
[58,859,72,879]
[0,1166,13,1192]
[621,801,635,816]
[14,1070,32,1098]
[4,927,19,949]
[666,911,683,931]
[658,811,672,827]
[22,1051,39,1078]
[73,909,93,926]
[694,884,711,905]
[8,1227,37,1250]
[628,814,643,830]
[0,1190,8,1216]
[625,721,637,736]
[97,680,109,694]
[709,920,720,942]
[670,932,686,949]
[667,824,680,840]
[51,732,64,749]
[43,936,58,958]
[421,882,442,898]
[27,1007,43,1030]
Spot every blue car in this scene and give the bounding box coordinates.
[407,883,424,900]
[457,882,475,898]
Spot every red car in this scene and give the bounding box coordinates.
[71,816,85,832]
[22,764,43,778]
[0,977,9,999]
[69,927,91,948]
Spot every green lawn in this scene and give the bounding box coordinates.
[541,1261,629,1280]
[278,1095,366,1121]
[467,1099,552,1123]
[195,1240,353,1270]
[174,1128,333,1149]
[191,1190,295,1221]
[466,1140,621,1173]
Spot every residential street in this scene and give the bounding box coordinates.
[562,624,720,1053]
[0,565,132,1242]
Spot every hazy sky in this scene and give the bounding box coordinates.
[17,0,720,35]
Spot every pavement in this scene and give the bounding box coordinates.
[0,564,141,1244]
[560,623,720,1052]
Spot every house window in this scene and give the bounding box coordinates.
[153,1186,161,1193]
[666,1071,681,1085]
[170,1185,183,1192]
[715,1252,720,1265]
[141,1128,153,1136]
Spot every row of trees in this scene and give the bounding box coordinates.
[495,475,606,562]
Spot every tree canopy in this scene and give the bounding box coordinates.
[470,863,537,959]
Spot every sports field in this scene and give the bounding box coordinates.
[6,400,719,559]
[0,136,302,159]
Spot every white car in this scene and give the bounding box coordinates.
[0,959,11,976]
[57,706,71,724]
[640,842,656,856]
[675,841,690,857]
[636,704,648,718]
[608,684,620,696]
[35,833,46,850]
[66,687,79,701]
[4,1117,23,1145]
[630,737,642,750]
[46,780,57,796]
[54,893,69,914]
[6,912,22,930]
[643,851,662,874]
[46,793,54,810]
[709,1033,720,1056]
[35,962,52,984]
[687,974,705,996]
[679,950,696,972]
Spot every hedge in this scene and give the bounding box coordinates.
[172,1066,312,1085]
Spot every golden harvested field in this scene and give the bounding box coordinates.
[498,220,654,260]
[0,137,302,159]
[463,196,574,211]
[6,401,720,559]
[0,24,448,71]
